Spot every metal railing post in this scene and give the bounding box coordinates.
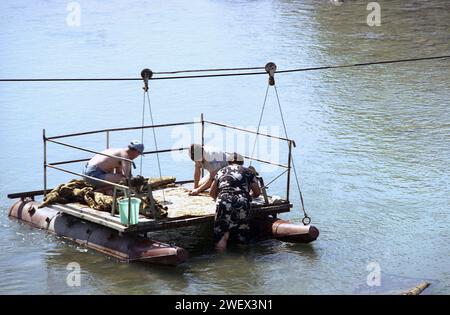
[43,129,47,197]
[106,131,110,149]
[286,140,292,202]
[201,113,205,177]
[127,161,132,226]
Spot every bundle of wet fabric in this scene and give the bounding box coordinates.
[38,177,174,219]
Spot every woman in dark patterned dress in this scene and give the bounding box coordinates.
[209,153,261,250]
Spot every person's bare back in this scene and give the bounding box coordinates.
[88,148,127,174]
[82,141,144,191]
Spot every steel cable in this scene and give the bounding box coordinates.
[1,55,448,82]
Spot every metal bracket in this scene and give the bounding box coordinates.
[111,186,130,216]
[248,166,269,205]
[265,62,277,86]
[145,182,157,218]
[258,176,270,205]
[111,180,157,220]
[141,68,153,92]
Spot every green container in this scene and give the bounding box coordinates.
[118,197,141,225]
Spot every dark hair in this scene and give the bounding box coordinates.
[228,152,244,165]
[190,144,203,161]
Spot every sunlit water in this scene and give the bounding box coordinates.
[0,0,449,294]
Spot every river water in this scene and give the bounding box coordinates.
[0,0,449,294]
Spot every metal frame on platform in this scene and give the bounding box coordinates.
[39,114,295,229]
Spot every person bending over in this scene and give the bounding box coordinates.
[188,144,229,196]
[209,153,261,250]
[82,140,144,193]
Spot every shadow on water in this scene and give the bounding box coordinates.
[283,242,319,258]
[147,222,216,255]
[41,233,193,294]
[148,221,320,261]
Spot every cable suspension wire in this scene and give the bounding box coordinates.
[1,55,448,82]
[249,83,270,167]
[139,92,146,176]
[145,90,166,202]
[248,78,310,223]
[154,66,265,75]
[262,169,289,189]
[273,85,309,223]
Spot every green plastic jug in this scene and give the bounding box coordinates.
[118,197,141,225]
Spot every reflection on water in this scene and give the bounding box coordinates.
[0,0,449,294]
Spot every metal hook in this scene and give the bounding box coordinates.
[302,215,311,225]
[141,68,153,92]
[265,62,277,86]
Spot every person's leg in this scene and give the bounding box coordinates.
[84,165,122,188]
[237,220,251,244]
[216,232,229,251]
[214,194,232,250]
[91,173,123,195]
[104,173,124,184]
[232,197,251,244]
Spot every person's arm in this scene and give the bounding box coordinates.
[250,181,261,198]
[121,160,132,179]
[190,172,214,195]
[200,171,214,191]
[249,171,261,198]
[193,161,202,188]
[209,179,218,200]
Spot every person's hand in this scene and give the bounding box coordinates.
[130,175,145,187]
[189,189,200,196]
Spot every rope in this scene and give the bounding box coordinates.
[1,55,448,82]
[273,85,309,224]
[276,55,450,74]
[154,66,265,75]
[249,84,270,167]
[247,81,310,223]
[145,90,166,202]
[139,92,146,175]
[262,169,289,189]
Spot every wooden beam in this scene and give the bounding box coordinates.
[7,189,52,199]
[401,282,431,295]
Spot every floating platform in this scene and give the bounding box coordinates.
[7,115,320,265]
[43,184,293,233]
[7,184,318,265]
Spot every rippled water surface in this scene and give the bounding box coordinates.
[0,0,449,294]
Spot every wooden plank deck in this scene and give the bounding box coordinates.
[49,185,292,233]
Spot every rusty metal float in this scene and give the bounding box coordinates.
[9,199,188,266]
[8,197,318,265]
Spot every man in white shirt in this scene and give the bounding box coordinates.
[188,144,228,196]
